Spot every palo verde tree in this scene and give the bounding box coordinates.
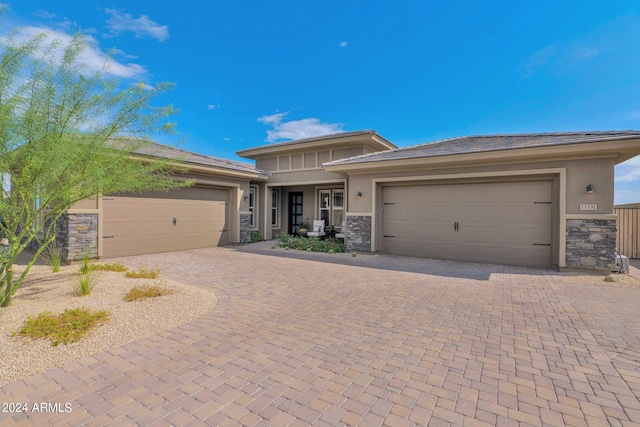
[0,30,189,306]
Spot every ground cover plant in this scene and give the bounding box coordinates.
[276,233,345,253]
[124,283,175,302]
[15,307,110,346]
[125,265,161,279]
[89,262,128,272]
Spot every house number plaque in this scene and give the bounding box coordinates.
[579,204,597,211]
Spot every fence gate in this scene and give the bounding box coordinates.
[615,206,640,258]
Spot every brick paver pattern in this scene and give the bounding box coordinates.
[1,246,640,426]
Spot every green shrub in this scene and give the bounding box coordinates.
[42,242,63,272]
[75,272,98,296]
[16,307,110,346]
[250,231,263,243]
[276,233,345,253]
[79,251,91,275]
[125,264,160,279]
[90,262,128,272]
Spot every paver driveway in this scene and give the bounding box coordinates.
[1,246,640,426]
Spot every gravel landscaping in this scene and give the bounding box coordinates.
[0,255,216,386]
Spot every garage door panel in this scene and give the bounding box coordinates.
[382,181,553,268]
[383,237,456,259]
[102,188,229,258]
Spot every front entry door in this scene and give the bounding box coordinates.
[288,192,303,235]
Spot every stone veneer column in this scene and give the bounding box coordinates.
[65,214,98,261]
[565,219,617,270]
[239,213,252,243]
[26,213,98,262]
[345,215,371,252]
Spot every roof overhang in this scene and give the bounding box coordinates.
[182,162,270,181]
[324,138,640,174]
[237,132,397,159]
[135,155,271,182]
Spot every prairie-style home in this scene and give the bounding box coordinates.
[58,130,640,270]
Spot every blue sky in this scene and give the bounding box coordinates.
[1,1,640,203]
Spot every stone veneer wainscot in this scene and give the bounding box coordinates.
[565,219,617,270]
[239,213,252,243]
[345,216,371,252]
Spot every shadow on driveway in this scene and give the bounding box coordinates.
[231,240,557,281]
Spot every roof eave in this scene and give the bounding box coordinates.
[324,139,640,173]
[237,132,396,159]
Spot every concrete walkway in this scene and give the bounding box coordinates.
[1,246,640,426]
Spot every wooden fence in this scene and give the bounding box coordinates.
[615,206,640,258]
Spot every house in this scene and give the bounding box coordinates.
[61,130,640,270]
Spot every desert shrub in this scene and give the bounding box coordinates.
[125,264,160,279]
[79,251,91,275]
[16,307,110,346]
[75,272,98,296]
[124,283,174,302]
[250,231,263,243]
[42,242,63,272]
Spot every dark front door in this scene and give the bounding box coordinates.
[288,192,303,235]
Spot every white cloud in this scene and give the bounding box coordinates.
[258,112,344,142]
[615,156,640,183]
[7,26,147,78]
[34,10,56,19]
[258,112,288,126]
[340,41,348,48]
[615,188,640,205]
[207,104,220,110]
[104,8,169,42]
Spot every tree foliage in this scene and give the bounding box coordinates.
[0,29,189,306]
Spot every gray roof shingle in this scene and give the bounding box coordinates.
[127,140,269,176]
[325,131,640,166]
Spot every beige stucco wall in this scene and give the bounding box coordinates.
[265,168,347,185]
[255,146,367,173]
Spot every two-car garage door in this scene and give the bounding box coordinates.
[382,181,553,268]
[102,187,228,258]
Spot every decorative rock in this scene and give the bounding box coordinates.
[604,274,621,282]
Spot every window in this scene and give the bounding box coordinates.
[333,190,344,229]
[249,187,256,228]
[271,189,280,228]
[319,190,331,225]
[318,189,344,229]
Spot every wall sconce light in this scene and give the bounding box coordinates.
[356,191,363,199]
[243,195,249,202]
[586,184,595,194]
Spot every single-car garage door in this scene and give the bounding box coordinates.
[102,187,228,258]
[382,181,553,268]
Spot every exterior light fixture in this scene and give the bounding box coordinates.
[356,191,362,198]
[243,195,249,202]
[586,184,595,194]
